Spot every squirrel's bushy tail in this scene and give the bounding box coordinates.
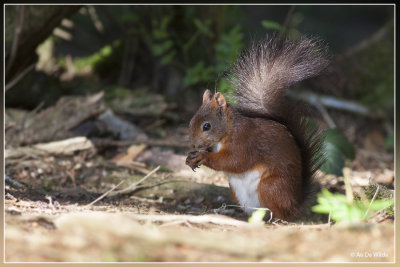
[231,35,329,117]
[230,35,329,207]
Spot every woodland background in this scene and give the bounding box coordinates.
[4,5,395,262]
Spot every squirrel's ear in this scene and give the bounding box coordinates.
[212,92,227,114]
[202,89,212,104]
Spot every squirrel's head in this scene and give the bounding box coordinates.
[188,90,230,152]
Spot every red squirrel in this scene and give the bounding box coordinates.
[185,36,329,220]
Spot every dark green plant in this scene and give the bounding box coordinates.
[116,6,244,90]
[384,133,394,150]
[319,128,355,176]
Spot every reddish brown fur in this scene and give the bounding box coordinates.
[186,99,303,220]
[258,168,301,220]
[186,36,328,221]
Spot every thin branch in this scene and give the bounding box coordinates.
[280,5,295,36]
[85,180,124,208]
[108,166,160,197]
[5,63,35,92]
[335,22,390,62]
[287,89,386,119]
[363,185,380,219]
[343,168,354,204]
[21,101,44,129]
[314,101,337,128]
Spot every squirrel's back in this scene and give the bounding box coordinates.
[230,35,329,207]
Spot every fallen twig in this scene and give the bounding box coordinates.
[314,100,336,128]
[85,180,125,208]
[108,166,160,197]
[5,63,35,92]
[363,184,380,219]
[343,168,354,203]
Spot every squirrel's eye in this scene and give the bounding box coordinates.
[203,123,211,131]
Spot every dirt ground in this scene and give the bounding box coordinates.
[4,94,395,263]
[4,141,395,262]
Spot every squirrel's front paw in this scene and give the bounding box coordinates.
[186,150,208,171]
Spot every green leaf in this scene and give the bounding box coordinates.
[183,61,215,86]
[151,40,173,56]
[369,198,394,211]
[261,20,282,31]
[153,29,167,40]
[324,128,355,160]
[312,189,365,224]
[161,50,176,65]
[248,209,266,224]
[384,133,394,150]
[160,16,171,30]
[214,25,243,73]
[319,128,355,176]
[312,189,394,225]
[193,18,213,38]
[319,142,345,176]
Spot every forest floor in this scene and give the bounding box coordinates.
[4,92,395,262]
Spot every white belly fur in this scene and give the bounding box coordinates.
[226,170,261,215]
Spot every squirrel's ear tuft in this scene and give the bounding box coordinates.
[212,92,227,114]
[202,89,212,104]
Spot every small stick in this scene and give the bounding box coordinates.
[5,63,35,92]
[108,166,160,197]
[363,185,380,219]
[328,210,331,224]
[85,180,124,208]
[45,195,55,210]
[343,168,354,203]
[314,100,337,128]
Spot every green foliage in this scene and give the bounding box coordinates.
[260,17,301,38]
[214,25,244,73]
[150,15,177,66]
[248,209,267,224]
[183,24,243,91]
[320,128,355,176]
[183,61,215,86]
[193,18,214,38]
[261,20,282,31]
[384,133,394,150]
[217,78,236,104]
[68,40,122,74]
[113,6,244,91]
[312,189,394,225]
